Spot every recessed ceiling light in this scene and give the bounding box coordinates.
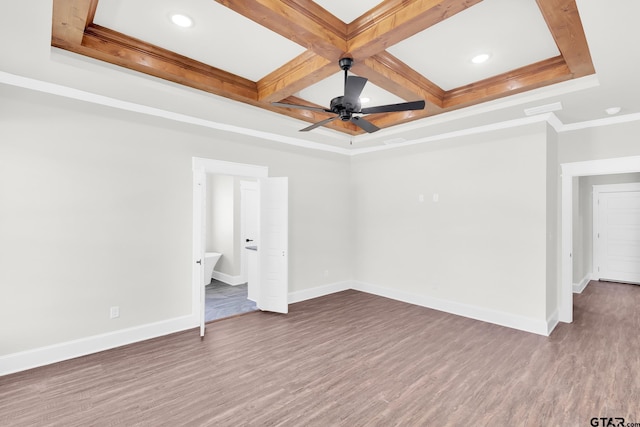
[471,53,490,64]
[171,14,193,28]
[605,107,621,115]
[360,97,370,104]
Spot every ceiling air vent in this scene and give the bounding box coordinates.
[524,102,563,116]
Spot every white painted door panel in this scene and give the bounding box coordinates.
[258,177,288,313]
[598,191,640,284]
[194,168,207,337]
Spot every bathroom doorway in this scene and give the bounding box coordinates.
[204,174,258,322]
[192,157,289,337]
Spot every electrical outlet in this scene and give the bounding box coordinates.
[110,306,120,319]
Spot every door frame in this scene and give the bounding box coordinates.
[240,180,258,285]
[192,157,268,329]
[560,155,640,323]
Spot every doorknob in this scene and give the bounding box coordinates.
[196,259,202,264]
[246,239,254,242]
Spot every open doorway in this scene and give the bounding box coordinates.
[204,174,258,322]
[560,155,640,323]
[192,157,289,337]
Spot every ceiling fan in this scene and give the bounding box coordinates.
[272,58,426,133]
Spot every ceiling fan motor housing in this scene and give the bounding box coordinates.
[338,57,354,71]
[330,96,361,120]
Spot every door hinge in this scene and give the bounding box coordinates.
[597,233,600,238]
[598,266,600,272]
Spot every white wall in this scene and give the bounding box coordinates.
[0,87,353,356]
[207,174,235,275]
[351,123,554,327]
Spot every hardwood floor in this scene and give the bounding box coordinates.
[1,281,639,426]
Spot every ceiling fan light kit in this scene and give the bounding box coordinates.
[272,58,426,133]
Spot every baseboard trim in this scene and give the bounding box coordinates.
[351,281,550,336]
[0,314,197,377]
[289,281,351,304]
[211,271,245,286]
[573,273,592,294]
[2,279,555,376]
[546,309,559,335]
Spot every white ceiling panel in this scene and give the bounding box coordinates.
[312,0,384,23]
[93,0,306,81]
[387,0,560,90]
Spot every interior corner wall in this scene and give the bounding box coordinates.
[351,123,550,326]
[0,87,353,357]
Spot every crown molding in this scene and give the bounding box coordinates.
[2,71,638,158]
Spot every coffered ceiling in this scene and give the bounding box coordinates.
[51,0,594,138]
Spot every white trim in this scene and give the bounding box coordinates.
[560,156,640,324]
[0,71,351,156]
[4,277,569,375]
[288,281,351,304]
[351,281,550,336]
[5,71,640,157]
[546,309,559,335]
[0,315,197,377]
[573,273,592,293]
[211,271,245,286]
[349,114,551,155]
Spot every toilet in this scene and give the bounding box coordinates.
[204,252,222,283]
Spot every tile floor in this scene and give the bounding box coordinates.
[205,279,257,322]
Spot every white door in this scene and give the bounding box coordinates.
[258,177,289,313]
[193,168,207,336]
[595,187,640,284]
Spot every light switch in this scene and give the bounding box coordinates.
[433,193,439,202]
[418,194,424,202]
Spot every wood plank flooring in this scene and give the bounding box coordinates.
[1,281,639,426]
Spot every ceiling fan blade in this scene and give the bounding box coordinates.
[300,116,338,132]
[344,76,368,107]
[272,102,331,113]
[361,100,426,115]
[351,116,380,133]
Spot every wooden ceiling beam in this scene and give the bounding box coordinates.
[214,0,347,60]
[443,56,571,109]
[215,0,349,103]
[347,0,483,60]
[50,0,596,136]
[51,0,97,46]
[257,51,335,103]
[80,25,258,102]
[536,0,595,77]
[352,52,445,109]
